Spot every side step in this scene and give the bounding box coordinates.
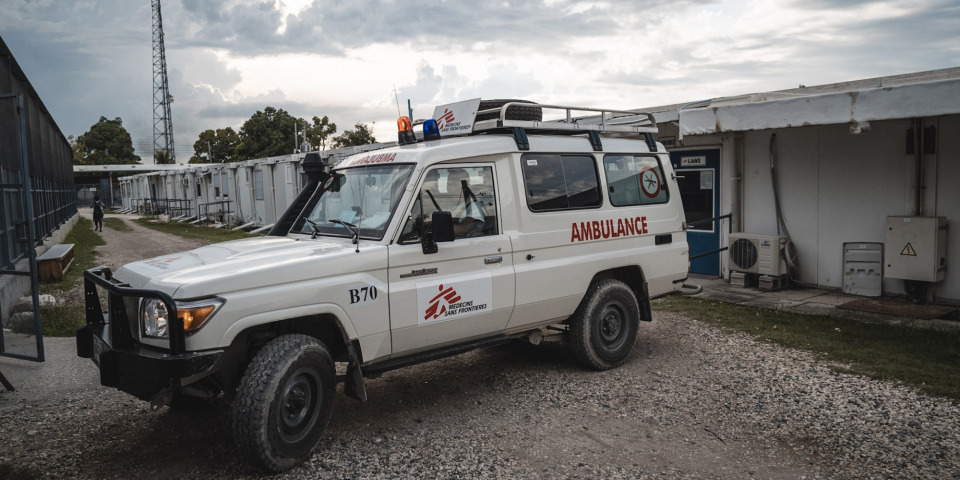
[362,335,510,377]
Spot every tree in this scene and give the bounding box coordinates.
[305,115,337,151]
[74,116,141,165]
[331,123,377,149]
[154,151,173,164]
[238,106,301,160]
[68,135,85,164]
[190,127,240,163]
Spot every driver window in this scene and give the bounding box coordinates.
[400,165,498,243]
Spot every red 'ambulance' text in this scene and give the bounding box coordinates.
[571,216,648,243]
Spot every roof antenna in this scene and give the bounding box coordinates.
[394,85,402,117]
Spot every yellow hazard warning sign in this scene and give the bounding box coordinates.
[900,243,917,256]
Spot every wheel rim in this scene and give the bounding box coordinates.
[596,301,627,351]
[277,367,322,444]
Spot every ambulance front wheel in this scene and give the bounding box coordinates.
[232,334,335,472]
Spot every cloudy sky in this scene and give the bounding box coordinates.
[2,0,959,163]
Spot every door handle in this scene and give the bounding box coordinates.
[484,256,502,264]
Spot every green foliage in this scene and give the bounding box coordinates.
[74,116,141,165]
[68,135,85,164]
[134,218,258,242]
[191,127,241,163]
[305,115,337,151]
[17,305,86,337]
[238,107,300,160]
[654,296,960,400]
[331,122,377,148]
[103,217,133,231]
[154,150,174,164]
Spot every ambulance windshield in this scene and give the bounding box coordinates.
[295,164,414,240]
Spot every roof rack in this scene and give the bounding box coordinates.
[471,102,660,152]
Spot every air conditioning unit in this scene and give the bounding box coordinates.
[728,233,788,276]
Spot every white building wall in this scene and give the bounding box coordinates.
[742,127,821,285]
[703,115,958,301]
[934,115,960,301]
[816,120,914,291]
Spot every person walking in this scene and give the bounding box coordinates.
[92,195,105,232]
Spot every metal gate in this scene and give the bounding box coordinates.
[0,92,44,363]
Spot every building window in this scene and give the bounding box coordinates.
[520,154,601,211]
[602,154,669,206]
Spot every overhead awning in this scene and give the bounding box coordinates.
[678,77,960,137]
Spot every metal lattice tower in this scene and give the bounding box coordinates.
[152,0,176,164]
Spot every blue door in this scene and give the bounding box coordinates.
[670,149,721,276]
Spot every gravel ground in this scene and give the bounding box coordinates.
[2,311,958,479]
[2,214,959,479]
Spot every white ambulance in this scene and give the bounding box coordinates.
[77,99,690,472]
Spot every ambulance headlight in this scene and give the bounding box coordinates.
[140,298,224,338]
[140,298,169,338]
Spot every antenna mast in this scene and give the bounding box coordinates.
[152,0,176,164]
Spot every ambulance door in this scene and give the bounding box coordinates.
[387,164,515,355]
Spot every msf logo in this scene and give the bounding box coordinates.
[424,284,461,321]
[143,257,180,270]
[436,108,455,130]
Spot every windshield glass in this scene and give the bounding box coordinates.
[295,164,414,240]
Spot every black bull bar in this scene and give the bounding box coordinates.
[75,266,222,401]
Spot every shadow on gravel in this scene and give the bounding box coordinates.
[73,404,257,479]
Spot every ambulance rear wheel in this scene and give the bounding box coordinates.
[233,334,335,472]
[570,280,640,370]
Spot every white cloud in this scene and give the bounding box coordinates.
[2,0,959,162]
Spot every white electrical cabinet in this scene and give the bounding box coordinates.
[884,216,947,282]
[843,242,883,297]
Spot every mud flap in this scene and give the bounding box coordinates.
[344,340,367,402]
[640,281,653,322]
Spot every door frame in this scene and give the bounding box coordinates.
[670,147,722,276]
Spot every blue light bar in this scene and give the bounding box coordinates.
[423,119,441,142]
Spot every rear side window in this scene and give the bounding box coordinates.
[603,154,669,206]
[521,154,601,211]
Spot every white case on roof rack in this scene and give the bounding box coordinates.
[429,100,659,139]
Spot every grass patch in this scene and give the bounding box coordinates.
[10,305,84,338]
[39,217,104,294]
[654,296,960,401]
[134,218,258,243]
[0,463,40,480]
[102,217,133,231]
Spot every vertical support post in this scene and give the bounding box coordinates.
[16,93,44,362]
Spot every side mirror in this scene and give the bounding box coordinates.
[432,211,455,243]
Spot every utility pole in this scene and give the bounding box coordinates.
[207,140,213,163]
[152,0,176,164]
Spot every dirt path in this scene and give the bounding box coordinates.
[84,211,210,271]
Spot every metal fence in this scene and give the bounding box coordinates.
[1,35,77,363]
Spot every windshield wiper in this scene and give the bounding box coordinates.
[303,218,321,239]
[329,219,360,252]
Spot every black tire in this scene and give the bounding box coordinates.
[570,280,641,370]
[232,334,335,473]
[476,99,542,122]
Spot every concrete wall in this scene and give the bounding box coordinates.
[1,213,78,325]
